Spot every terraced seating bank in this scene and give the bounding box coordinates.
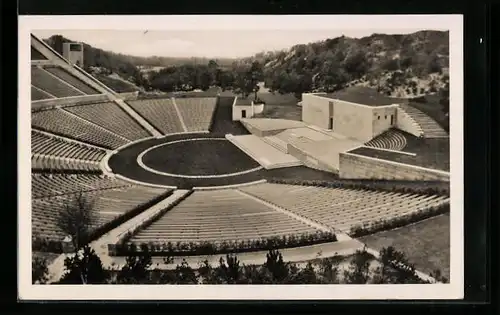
[174,97,217,132]
[111,189,338,256]
[64,102,151,141]
[32,131,107,172]
[32,185,173,253]
[31,66,84,98]
[239,183,450,235]
[127,98,185,135]
[31,108,129,149]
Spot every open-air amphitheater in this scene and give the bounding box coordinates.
[29,34,451,282]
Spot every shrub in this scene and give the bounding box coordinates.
[110,231,338,257]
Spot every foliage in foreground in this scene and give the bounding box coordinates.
[34,246,447,285]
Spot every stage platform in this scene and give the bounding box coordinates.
[240,119,363,173]
[226,134,303,169]
[239,118,306,137]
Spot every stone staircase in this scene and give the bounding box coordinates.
[400,104,449,138]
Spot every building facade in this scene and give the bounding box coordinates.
[301,93,400,142]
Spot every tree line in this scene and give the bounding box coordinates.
[33,245,448,285]
[45,31,449,106]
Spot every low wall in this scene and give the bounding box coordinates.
[338,152,450,181]
[118,91,139,101]
[31,94,111,111]
[287,143,338,173]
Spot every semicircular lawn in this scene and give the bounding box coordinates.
[140,138,260,176]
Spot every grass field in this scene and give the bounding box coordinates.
[358,213,450,280]
[141,139,260,176]
[350,142,449,172]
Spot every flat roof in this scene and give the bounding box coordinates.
[318,86,409,107]
[235,98,253,106]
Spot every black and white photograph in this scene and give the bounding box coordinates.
[19,15,464,300]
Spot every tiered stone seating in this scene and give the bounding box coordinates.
[31,66,84,98]
[365,129,407,151]
[32,155,101,172]
[400,104,448,138]
[64,102,151,141]
[43,66,101,95]
[32,131,106,162]
[31,86,54,101]
[240,183,450,233]
[32,185,170,241]
[175,97,217,132]
[32,109,129,149]
[31,174,131,199]
[127,98,184,135]
[131,189,318,244]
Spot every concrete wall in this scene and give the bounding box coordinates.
[395,107,423,137]
[339,152,450,181]
[372,106,399,137]
[233,105,254,121]
[31,35,118,98]
[62,43,84,67]
[31,93,110,111]
[301,93,331,129]
[332,100,374,142]
[287,143,338,173]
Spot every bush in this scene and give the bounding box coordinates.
[110,231,338,257]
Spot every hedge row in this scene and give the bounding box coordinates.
[109,231,338,257]
[349,203,450,237]
[267,177,449,196]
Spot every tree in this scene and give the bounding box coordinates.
[173,259,198,284]
[439,81,450,116]
[344,249,372,284]
[116,244,153,284]
[318,256,341,284]
[215,255,242,284]
[198,260,219,284]
[32,256,49,284]
[288,262,318,284]
[264,249,289,283]
[56,191,97,251]
[58,245,108,284]
[372,246,422,284]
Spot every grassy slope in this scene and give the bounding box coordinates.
[358,213,450,279]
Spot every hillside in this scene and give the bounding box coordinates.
[241,30,449,99]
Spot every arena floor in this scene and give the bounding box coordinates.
[108,132,340,189]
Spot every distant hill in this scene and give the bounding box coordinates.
[238,30,449,99]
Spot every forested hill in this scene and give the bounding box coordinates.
[42,31,449,100]
[239,30,449,98]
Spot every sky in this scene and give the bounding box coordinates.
[32,29,430,59]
